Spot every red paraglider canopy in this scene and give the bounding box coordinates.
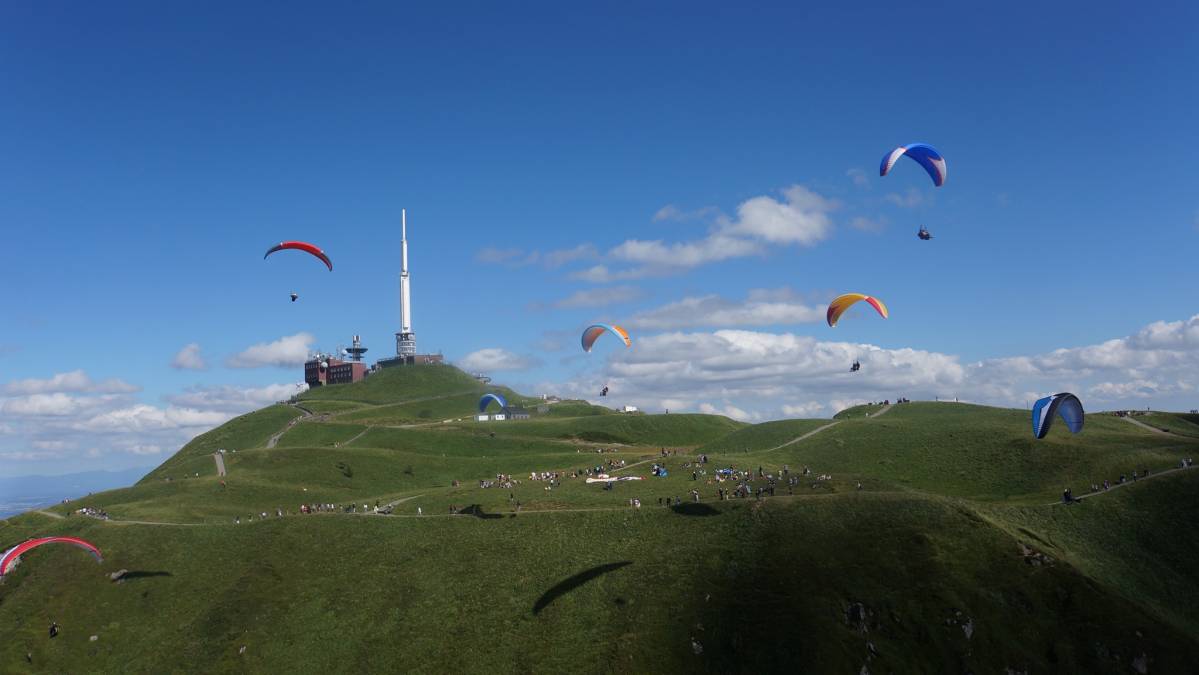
[264,241,333,271]
[0,536,103,576]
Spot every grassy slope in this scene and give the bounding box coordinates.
[542,401,615,417]
[3,493,1197,674]
[698,418,832,453]
[140,405,303,483]
[274,421,369,448]
[449,413,744,447]
[298,365,484,405]
[775,403,1192,502]
[983,470,1199,637]
[1133,412,1199,438]
[6,378,1199,673]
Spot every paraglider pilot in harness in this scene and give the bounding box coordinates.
[850,360,861,372]
[917,226,932,240]
[601,385,609,397]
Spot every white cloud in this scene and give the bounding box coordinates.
[70,405,231,434]
[569,265,658,283]
[610,233,763,268]
[458,348,541,373]
[548,314,1199,420]
[575,185,838,281]
[171,343,207,370]
[0,372,310,466]
[227,333,315,368]
[549,286,643,309]
[3,370,139,395]
[723,185,836,246]
[127,444,165,456]
[699,402,760,422]
[543,244,597,268]
[31,439,73,451]
[0,450,67,461]
[629,289,824,330]
[166,383,307,413]
[653,205,682,222]
[782,401,827,417]
[885,188,924,208]
[846,168,870,187]
[0,393,126,417]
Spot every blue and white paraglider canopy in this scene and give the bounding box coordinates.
[880,143,947,187]
[1031,393,1085,440]
[479,393,508,413]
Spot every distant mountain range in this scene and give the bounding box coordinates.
[0,467,148,518]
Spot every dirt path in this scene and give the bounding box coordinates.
[35,510,64,519]
[754,421,842,454]
[213,452,227,476]
[341,428,372,447]
[267,404,315,449]
[1049,465,1195,506]
[1118,415,1184,437]
[868,404,894,418]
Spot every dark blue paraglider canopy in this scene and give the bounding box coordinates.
[479,393,508,413]
[880,143,947,187]
[1031,393,1084,439]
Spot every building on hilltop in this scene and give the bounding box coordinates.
[304,352,367,388]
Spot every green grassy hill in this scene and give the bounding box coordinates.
[4,371,1199,673]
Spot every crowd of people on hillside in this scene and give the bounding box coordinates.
[1066,458,1195,503]
[480,474,517,489]
[73,506,109,520]
[232,501,390,523]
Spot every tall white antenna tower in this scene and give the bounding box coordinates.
[396,209,417,358]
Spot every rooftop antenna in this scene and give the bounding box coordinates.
[344,335,368,362]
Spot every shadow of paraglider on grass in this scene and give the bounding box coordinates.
[533,561,632,615]
[458,505,507,520]
[121,571,173,581]
[670,503,721,517]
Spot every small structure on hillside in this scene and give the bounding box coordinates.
[621,405,639,414]
[508,407,530,420]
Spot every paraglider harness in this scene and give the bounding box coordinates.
[850,360,861,372]
[600,385,609,397]
[917,226,932,240]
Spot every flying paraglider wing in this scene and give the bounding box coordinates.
[479,393,508,413]
[826,294,889,327]
[880,143,947,187]
[581,324,631,353]
[1031,393,1085,440]
[263,241,333,271]
[0,537,103,576]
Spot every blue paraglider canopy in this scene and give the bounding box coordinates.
[479,393,508,413]
[1031,393,1084,439]
[880,143,947,187]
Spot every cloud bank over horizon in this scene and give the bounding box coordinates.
[3,315,1197,472]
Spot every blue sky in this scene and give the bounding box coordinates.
[2,2,1197,476]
